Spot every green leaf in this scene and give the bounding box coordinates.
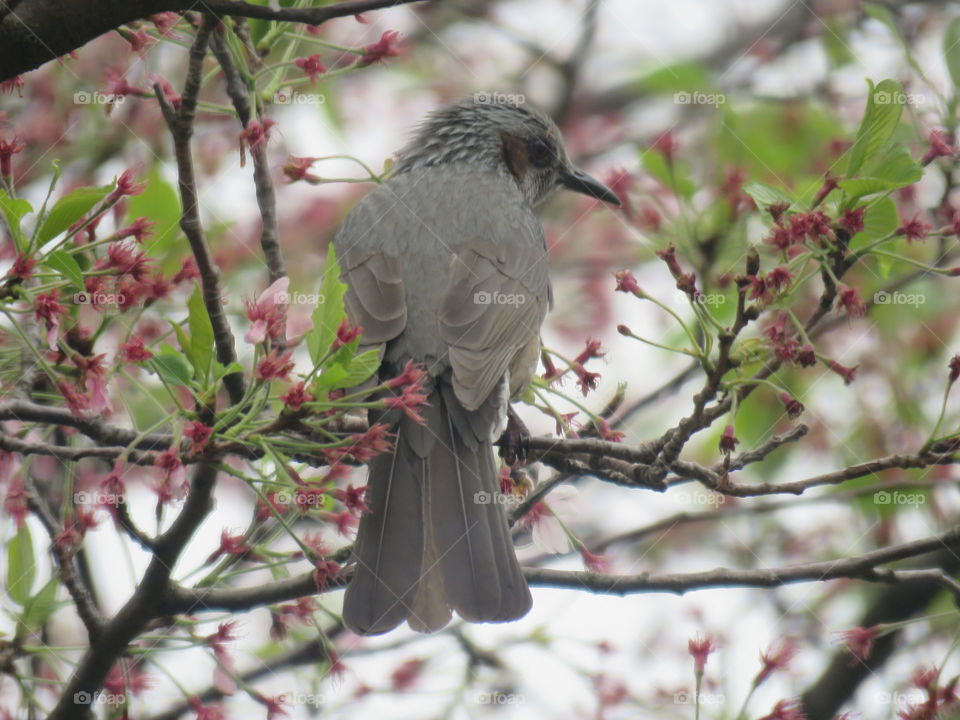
[126,165,181,267]
[307,247,348,365]
[153,347,194,387]
[945,18,960,89]
[320,349,381,391]
[850,197,899,250]
[213,361,244,381]
[743,182,797,214]
[846,79,904,177]
[168,321,192,364]
[840,144,922,204]
[43,249,85,289]
[0,190,33,251]
[36,185,111,244]
[187,284,215,384]
[6,524,35,606]
[21,579,60,631]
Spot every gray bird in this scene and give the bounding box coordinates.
[335,97,619,635]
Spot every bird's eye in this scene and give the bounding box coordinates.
[528,138,554,168]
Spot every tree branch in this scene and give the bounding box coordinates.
[154,15,245,405]
[0,0,427,83]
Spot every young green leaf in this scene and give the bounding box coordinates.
[944,17,960,90]
[743,182,797,214]
[318,349,381,391]
[36,185,111,244]
[43,249,85,289]
[153,347,195,387]
[126,165,182,267]
[187,284,215,384]
[20,579,60,631]
[308,246,347,365]
[846,79,904,177]
[7,523,36,606]
[0,190,33,251]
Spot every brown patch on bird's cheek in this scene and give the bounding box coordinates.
[501,133,529,185]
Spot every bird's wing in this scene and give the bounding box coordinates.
[439,239,551,412]
[333,194,408,355]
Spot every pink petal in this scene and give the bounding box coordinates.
[258,276,290,309]
[285,311,313,345]
[244,319,267,345]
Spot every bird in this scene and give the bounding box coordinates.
[334,96,620,635]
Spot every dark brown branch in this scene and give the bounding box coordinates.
[0,0,427,83]
[154,16,244,406]
[162,522,960,616]
[526,522,960,595]
[47,463,220,720]
[209,26,285,283]
[672,449,958,497]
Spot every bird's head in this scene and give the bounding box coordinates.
[394,96,620,208]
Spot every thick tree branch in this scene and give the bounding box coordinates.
[0,0,426,83]
[47,463,220,720]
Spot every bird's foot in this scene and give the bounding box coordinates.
[498,407,530,466]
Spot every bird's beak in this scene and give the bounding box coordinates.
[560,167,621,206]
